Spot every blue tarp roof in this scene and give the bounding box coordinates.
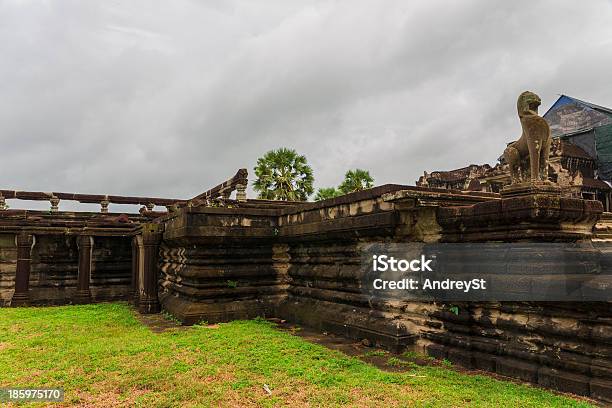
[544,94,612,118]
[543,95,612,182]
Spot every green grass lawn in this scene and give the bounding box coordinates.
[0,303,595,407]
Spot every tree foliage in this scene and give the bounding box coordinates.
[253,148,314,201]
[338,169,374,194]
[314,187,340,201]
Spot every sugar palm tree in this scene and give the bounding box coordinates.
[253,148,314,201]
[315,187,340,201]
[338,169,374,194]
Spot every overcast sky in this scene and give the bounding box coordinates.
[2,0,612,207]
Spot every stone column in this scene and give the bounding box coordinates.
[12,232,34,306]
[49,195,60,213]
[138,223,163,314]
[131,235,142,305]
[100,199,109,213]
[74,235,93,304]
[236,183,247,202]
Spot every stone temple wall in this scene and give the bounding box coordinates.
[157,185,611,402]
[29,235,79,304]
[274,186,432,351]
[90,236,132,302]
[418,301,611,400]
[0,233,17,305]
[0,234,133,305]
[0,210,148,306]
[416,192,611,400]
[158,204,287,324]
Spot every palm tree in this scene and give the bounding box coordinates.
[315,187,340,201]
[253,148,314,201]
[338,169,374,194]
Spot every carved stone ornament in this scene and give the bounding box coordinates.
[503,91,552,184]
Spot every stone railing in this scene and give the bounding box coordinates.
[0,168,251,309]
[0,168,248,214]
[186,168,248,206]
[0,190,186,213]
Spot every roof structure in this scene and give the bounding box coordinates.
[544,94,612,117]
[544,94,612,138]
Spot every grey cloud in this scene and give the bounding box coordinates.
[1,0,611,205]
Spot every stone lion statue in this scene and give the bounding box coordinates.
[503,91,551,184]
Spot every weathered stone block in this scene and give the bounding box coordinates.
[496,357,539,383]
[590,378,612,403]
[425,343,448,360]
[472,351,496,372]
[447,347,473,368]
[538,367,590,396]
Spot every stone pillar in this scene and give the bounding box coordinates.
[12,233,34,306]
[139,223,163,314]
[100,198,110,213]
[236,183,247,202]
[49,195,60,213]
[131,235,142,305]
[74,235,93,304]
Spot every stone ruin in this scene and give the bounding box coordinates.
[417,93,612,208]
[1,93,611,402]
